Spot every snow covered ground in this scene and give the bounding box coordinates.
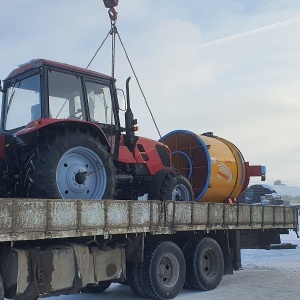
[44,221,300,300]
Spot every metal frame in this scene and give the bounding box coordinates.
[0,199,297,242]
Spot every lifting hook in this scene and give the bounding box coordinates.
[103,0,119,22]
[108,7,118,22]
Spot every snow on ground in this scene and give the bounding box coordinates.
[242,227,300,271]
[44,221,300,300]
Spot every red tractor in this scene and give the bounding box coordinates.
[0,59,193,201]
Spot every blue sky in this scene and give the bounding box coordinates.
[1,0,300,186]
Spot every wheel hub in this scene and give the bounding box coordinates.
[158,254,179,288]
[75,171,87,184]
[201,250,217,277]
[172,184,190,201]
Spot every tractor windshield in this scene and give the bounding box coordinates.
[4,74,41,131]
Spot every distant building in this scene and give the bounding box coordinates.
[244,184,300,205]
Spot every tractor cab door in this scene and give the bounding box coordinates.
[48,70,86,120]
[47,69,120,159]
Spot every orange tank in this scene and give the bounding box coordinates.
[160,130,265,203]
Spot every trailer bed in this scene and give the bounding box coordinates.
[0,199,298,242]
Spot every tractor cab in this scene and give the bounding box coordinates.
[0,59,128,164]
[1,59,120,142]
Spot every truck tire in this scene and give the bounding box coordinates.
[143,241,186,300]
[160,172,193,201]
[126,262,149,298]
[185,237,224,291]
[26,129,115,200]
[0,275,4,300]
[181,239,194,289]
[81,281,111,293]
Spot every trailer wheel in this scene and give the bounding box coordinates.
[185,237,224,291]
[143,241,186,300]
[160,172,193,201]
[81,281,111,293]
[26,129,115,200]
[0,275,3,300]
[126,263,149,298]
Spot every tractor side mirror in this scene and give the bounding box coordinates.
[117,88,126,111]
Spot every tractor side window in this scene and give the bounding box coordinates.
[48,71,85,120]
[85,82,115,125]
[5,74,40,130]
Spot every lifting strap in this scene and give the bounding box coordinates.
[87,1,163,140]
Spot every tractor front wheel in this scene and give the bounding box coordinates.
[26,129,115,200]
[160,172,193,201]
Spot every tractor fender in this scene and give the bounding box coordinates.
[148,167,174,200]
[15,119,111,152]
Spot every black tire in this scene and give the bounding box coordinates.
[26,128,115,200]
[81,281,111,293]
[143,241,186,300]
[160,172,193,201]
[185,237,224,291]
[126,262,149,298]
[181,239,194,289]
[0,275,4,300]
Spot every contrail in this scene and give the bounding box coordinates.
[195,16,300,48]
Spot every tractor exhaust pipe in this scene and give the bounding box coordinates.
[124,77,137,152]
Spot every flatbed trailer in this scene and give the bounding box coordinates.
[0,199,298,300]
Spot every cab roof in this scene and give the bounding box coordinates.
[6,59,113,81]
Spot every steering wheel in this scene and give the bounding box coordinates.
[68,109,83,120]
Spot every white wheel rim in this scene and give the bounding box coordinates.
[171,183,190,201]
[56,146,107,199]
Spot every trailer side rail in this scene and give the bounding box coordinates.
[0,199,298,242]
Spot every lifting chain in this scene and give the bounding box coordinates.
[88,0,163,140]
[110,22,117,79]
[87,1,118,79]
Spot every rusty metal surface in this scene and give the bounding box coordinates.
[0,199,297,242]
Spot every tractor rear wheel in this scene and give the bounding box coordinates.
[26,129,115,200]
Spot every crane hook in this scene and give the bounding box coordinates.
[108,7,118,22]
[103,0,118,21]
